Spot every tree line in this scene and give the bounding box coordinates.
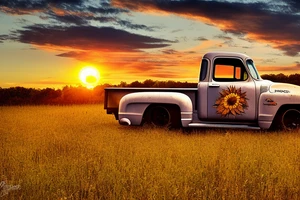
[0,80,197,105]
[0,74,299,105]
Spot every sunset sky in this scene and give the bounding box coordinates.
[1,0,300,89]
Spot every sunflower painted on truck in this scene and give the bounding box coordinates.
[214,86,249,117]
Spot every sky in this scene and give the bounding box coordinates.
[0,0,300,89]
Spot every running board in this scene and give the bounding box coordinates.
[188,123,261,130]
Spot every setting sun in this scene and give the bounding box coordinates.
[79,66,100,89]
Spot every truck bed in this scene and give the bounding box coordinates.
[104,87,198,119]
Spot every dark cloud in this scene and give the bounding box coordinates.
[214,34,232,41]
[116,20,155,31]
[48,15,156,30]
[186,51,196,54]
[48,15,117,26]
[161,49,178,54]
[112,0,300,56]
[261,58,276,64]
[45,12,116,26]
[0,0,154,32]
[9,25,173,52]
[0,34,14,43]
[0,0,84,8]
[49,14,88,25]
[277,44,300,57]
[286,0,300,11]
[0,0,45,11]
[0,0,127,15]
[56,51,86,57]
[87,5,129,15]
[48,0,83,4]
[0,0,85,14]
[293,62,300,68]
[0,35,7,42]
[195,37,208,41]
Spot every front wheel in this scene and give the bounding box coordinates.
[279,109,300,130]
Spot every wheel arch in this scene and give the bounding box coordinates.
[118,92,193,126]
[142,103,182,127]
[271,104,300,129]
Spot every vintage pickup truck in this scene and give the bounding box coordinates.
[104,52,300,130]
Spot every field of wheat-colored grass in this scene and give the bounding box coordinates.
[0,105,300,199]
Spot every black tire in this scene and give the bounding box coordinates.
[278,109,300,130]
[150,105,170,127]
[144,105,181,128]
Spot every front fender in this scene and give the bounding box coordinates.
[259,83,300,129]
[119,92,193,126]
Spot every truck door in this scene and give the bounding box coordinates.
[207,57,256,121]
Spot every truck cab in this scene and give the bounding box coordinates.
[104,52,300,130]
[196,52,266,128]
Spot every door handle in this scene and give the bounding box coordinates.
[209,83,220,87]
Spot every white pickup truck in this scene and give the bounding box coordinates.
[104,52,300,130]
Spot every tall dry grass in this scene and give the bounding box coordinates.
[0,105,300,199]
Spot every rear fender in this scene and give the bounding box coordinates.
[119,92,193,126]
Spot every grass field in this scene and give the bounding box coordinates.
[0,105,300,199]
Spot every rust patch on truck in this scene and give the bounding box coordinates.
[214,86,249,117]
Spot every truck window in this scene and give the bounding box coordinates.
[246,59,260,80]
[200,59,208,81]
[213,58,248,82]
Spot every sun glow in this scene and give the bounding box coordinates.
[79,66,100,89]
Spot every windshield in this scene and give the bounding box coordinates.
[246,59,261,80]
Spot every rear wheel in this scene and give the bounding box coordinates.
[144,104,181,128]
[279,109,300,130]
[150,106,171,127]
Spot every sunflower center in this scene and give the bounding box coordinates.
[223,93,240,109]
[227,96,237,106]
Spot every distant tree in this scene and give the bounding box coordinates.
[288,74,300,86]
[261,73,300,85]
[129,81,143,87]
[32,88,62,104]
[143,79,156,87]
[119,81,127,87]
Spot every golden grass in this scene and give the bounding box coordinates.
[0,105,300,199]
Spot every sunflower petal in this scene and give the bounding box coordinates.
[230,109,237,116]
[238,105,244,112]
[222,108,230,116]
[237,87,242,95]
[240,92,247,98]
[217,106,225,114]
[215,98,222,105]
